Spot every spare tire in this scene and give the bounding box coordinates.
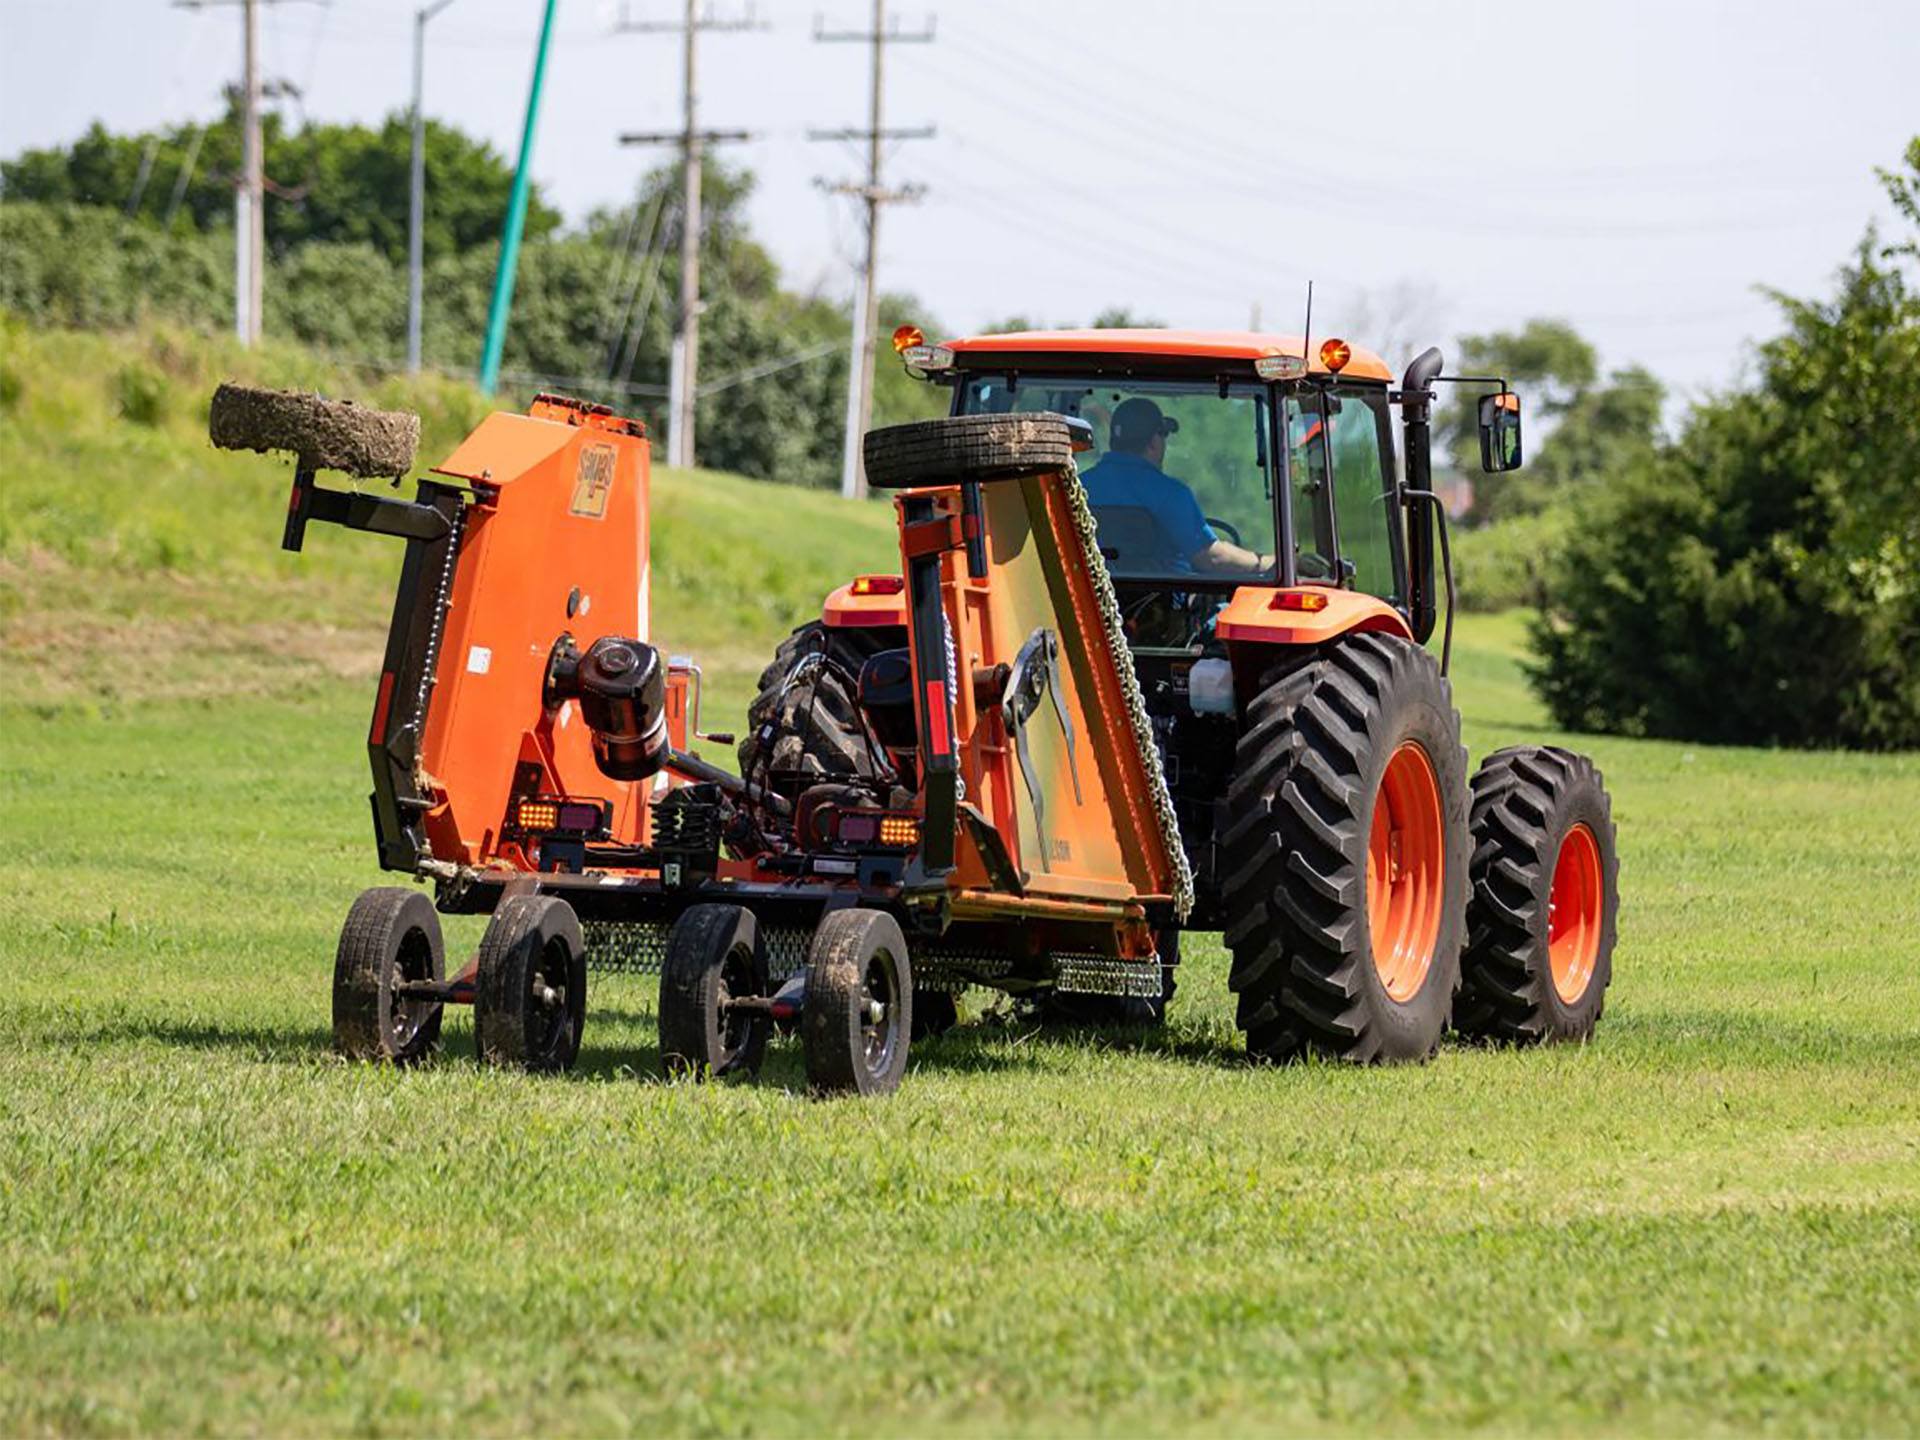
[208,382,419,478]
[863,413,1075,489]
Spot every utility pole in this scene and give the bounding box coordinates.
[811,1,934,499]
[615,3,761,470]
[408,0,460,374]
[174,0,324,346]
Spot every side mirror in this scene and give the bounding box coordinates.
[1478,391,1523,473]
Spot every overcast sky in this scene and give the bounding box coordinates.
[4,0,1915,410]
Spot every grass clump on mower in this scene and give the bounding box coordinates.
[209,383,419,478]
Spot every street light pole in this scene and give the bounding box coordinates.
[408,0,458,374]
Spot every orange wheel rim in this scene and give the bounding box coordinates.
[1366,742,1446,1001]
[1548,823,1603,1003]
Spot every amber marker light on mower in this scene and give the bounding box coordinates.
[831,810,922,849]
[511,795,612,837]
[1319,338,1352,373]
[891,324,924,353]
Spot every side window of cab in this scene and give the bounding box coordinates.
[1327,387,1400,602]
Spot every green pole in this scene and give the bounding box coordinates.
[478,0,559,394]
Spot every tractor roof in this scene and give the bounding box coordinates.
[944,328,1395,383]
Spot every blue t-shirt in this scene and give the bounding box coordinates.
[1080,451,1216,568]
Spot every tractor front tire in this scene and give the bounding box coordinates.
[1457,747,1619,1043]
[475,896,587,1074]
[1223,633,1469,1063]
[332,887,444,1065]
[658,903,770,1080]
[737,620,902,808]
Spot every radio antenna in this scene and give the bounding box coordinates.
[1301,280,1314,367]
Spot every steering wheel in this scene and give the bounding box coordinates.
[1205,516,1243,546]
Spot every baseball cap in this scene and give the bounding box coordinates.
[1110,397,1180,449]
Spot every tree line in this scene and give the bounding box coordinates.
[5,115,1916,747]
[0,110,941,490]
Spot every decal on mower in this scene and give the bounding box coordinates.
[570,442,617,519]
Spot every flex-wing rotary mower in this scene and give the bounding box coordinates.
[214,383,1196,1095]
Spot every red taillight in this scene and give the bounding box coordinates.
[1271,590,1331,613]
[850,574,905,597]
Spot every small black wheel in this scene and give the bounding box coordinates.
[1457,746,1620,1043]
[802,909,913,1097]
[475,895,586,1073]
[862,413,1075,489]
[659,904,770,1080]
[911,988,959,1041]
[332,887,444,1065]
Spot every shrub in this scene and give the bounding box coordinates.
[1451,509,1572,612]
[1528,234,1920,749]
[114,361,169,426]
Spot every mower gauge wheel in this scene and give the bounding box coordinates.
[332,887,445,1065]
[802,910,913,1097]
[475,896,587,1074]
[659,904,771,1081]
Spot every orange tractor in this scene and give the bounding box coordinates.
[742,328,1620,1060]
[216,324,1616,1094]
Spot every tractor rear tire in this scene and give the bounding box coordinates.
[862,413,1075,490]
[737,620,903,807]
[802,909,913,1097]
[475,896,587,1074]
[1457,747,1619,1043]
[658,903,770,1080]
[332,887,444,1065]
[1222,633,1469,1063]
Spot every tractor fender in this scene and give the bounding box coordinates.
[1217,586,1414,680]
[823,575,909,630]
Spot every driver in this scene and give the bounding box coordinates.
[1082,397,1272,576]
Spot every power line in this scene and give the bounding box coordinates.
[613,1,765,470]
[811,0,935,499]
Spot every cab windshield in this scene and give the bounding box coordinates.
[957,374,1278,585]
[955,371,1403,603]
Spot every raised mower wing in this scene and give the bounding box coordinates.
[884,419,1193,921]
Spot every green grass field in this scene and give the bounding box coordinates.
[3,323,1918,1436]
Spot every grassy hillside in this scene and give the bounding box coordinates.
[0,317,898,721]
[2,321,1918,1436]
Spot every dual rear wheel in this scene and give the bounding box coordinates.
[1223,634,1617,1064]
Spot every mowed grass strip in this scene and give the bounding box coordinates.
[3,619,1918,1436]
